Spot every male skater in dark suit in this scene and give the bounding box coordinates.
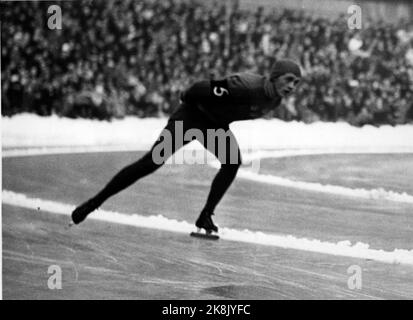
[72,59,301,234]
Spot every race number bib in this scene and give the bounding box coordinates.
[211,79,230,99]
[213,86,229,97]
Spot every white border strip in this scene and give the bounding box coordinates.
[3,190,413,265]
[4,145,413,204]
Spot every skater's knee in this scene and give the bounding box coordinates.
[220,151,242,170]
[216,149,242,167]
[220,162,241,174]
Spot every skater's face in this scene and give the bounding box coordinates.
[273,73,301,97]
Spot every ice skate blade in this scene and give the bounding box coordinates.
[190,231,219,240]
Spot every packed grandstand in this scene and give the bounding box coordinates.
[2,0,413,126]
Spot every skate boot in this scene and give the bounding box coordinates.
[71,198,101,225]
[195,210,218,234]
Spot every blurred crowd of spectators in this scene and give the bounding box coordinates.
[2,0,413,125]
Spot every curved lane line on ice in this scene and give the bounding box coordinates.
[3,146,413,204]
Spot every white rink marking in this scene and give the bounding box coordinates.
[3,146,413,204]
[3,190,413,266]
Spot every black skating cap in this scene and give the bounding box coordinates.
[270,59,302,81]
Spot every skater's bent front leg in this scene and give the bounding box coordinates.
[202,162,241,213]
[201,128,242,214]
